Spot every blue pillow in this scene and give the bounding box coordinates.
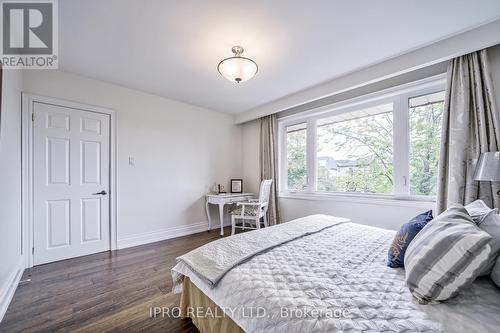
[387,210,433,268]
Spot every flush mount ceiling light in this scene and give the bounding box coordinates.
[217,46,258,83]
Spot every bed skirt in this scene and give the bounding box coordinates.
[180,277,244,333]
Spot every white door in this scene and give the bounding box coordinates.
[33,101,110,265]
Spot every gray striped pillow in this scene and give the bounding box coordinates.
[404,205,492,303]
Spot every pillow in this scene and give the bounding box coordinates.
[404,205,492,303]
[491,255,500,288]
[464,199,498,224]
[477,212,500,276]
[387,210,433,268]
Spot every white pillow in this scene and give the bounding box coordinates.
[478,212,500,276]
[464,200,498,224]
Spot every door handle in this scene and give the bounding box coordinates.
[92,190,107,195]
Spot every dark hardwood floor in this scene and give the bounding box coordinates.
[0,227,233,333]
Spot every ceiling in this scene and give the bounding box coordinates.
[59,0,500,114]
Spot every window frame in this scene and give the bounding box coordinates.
[278,74,446,202]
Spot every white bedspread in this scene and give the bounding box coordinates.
[173,214,348,289]
[172,216,500,333]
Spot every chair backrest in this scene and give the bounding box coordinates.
[258,179,273,205]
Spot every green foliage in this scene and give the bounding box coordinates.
[409,102,443,196]
[317,112,393,194]
[286,128,307,190]
[286,101,443,196]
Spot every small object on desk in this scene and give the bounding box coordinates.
[230,179,243,193]
[217,184,226,194]
[206,192,254,236]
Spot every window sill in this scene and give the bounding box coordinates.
[279,191,435,208]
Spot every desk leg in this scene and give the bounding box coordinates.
[206,200,211,232]
[218,203,225,236]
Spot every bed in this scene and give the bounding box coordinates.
[172,215,500,333]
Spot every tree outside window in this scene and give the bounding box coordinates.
[283,89,445,197]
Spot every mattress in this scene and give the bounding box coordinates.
[174,219,500,333]
[180,276,244,333]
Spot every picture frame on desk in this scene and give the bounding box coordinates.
[230,179,243,193]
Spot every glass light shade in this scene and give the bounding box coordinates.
[217,46,258,83]
[218,56,258,83]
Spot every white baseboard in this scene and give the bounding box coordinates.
[117,221,230,249]
[0,256,25,323]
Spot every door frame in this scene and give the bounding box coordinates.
[21,93,118,268]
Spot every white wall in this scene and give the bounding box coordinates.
[0,68,23,319]
[280,196,432,230]
[22,70,243,245]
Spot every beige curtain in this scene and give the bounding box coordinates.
[437,49,500,213]
[260,114,281,225]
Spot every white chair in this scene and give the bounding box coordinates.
[231,179,273,235]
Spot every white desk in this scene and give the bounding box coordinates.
[206,193,254,235]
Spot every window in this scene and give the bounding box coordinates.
[286,123,308,191]
[317,103,393,194]
[280,77,446,199]
[408,91,445,196]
